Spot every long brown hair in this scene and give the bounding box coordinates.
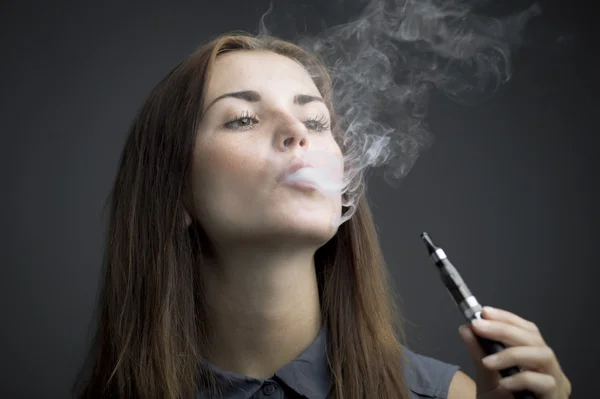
[74,32,411,399]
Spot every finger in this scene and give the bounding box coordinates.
[482,306,541,335]
[499,371,558,396]
[481,346,561,375]
[471,318,545,348]
[459,324,501,391]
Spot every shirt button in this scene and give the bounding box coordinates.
[262,383,277,396]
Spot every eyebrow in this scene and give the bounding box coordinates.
[204,90,325,112]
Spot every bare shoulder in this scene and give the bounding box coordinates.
[447,370,476,399]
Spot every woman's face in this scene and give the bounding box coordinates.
[188,50,343,251]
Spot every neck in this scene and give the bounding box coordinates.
[200,247,322,379]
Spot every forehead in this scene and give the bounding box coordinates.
[206,50,320,97]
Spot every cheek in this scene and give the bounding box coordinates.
[190,140,269,222]
[196,137,261,182]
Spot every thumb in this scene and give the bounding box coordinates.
[458,324,501,392]
[458,324,488,361]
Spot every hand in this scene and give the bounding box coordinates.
[458,306,571,399]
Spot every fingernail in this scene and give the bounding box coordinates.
[499,376,516,389]
[483,306,496,313]
[458,325,468,334]
[481,354,498,366]
[472,319,489,328]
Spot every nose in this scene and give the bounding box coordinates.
[276,117,310,152]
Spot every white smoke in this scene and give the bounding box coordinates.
[259,0,541,226]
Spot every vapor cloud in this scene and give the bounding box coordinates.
[259,0,541,225]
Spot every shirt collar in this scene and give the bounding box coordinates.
[197,326,331,399]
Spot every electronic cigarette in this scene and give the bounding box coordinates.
[420,232,536,399]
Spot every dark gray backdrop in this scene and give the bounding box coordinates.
[1,0,598,397]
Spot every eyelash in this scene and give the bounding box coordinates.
[224,110,331,132]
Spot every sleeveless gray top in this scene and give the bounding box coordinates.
[197,326,460,398]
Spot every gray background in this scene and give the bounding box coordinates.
[1,0,597,397]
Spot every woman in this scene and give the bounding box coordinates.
[74,32,571,399]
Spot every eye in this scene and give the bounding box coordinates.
[304,114,331,132]
[224,110,259,130]
[224,111,331,132]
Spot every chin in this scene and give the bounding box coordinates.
[275,210,340,244]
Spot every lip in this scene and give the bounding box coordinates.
[280,157,314,180]
[281,179,318,191]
